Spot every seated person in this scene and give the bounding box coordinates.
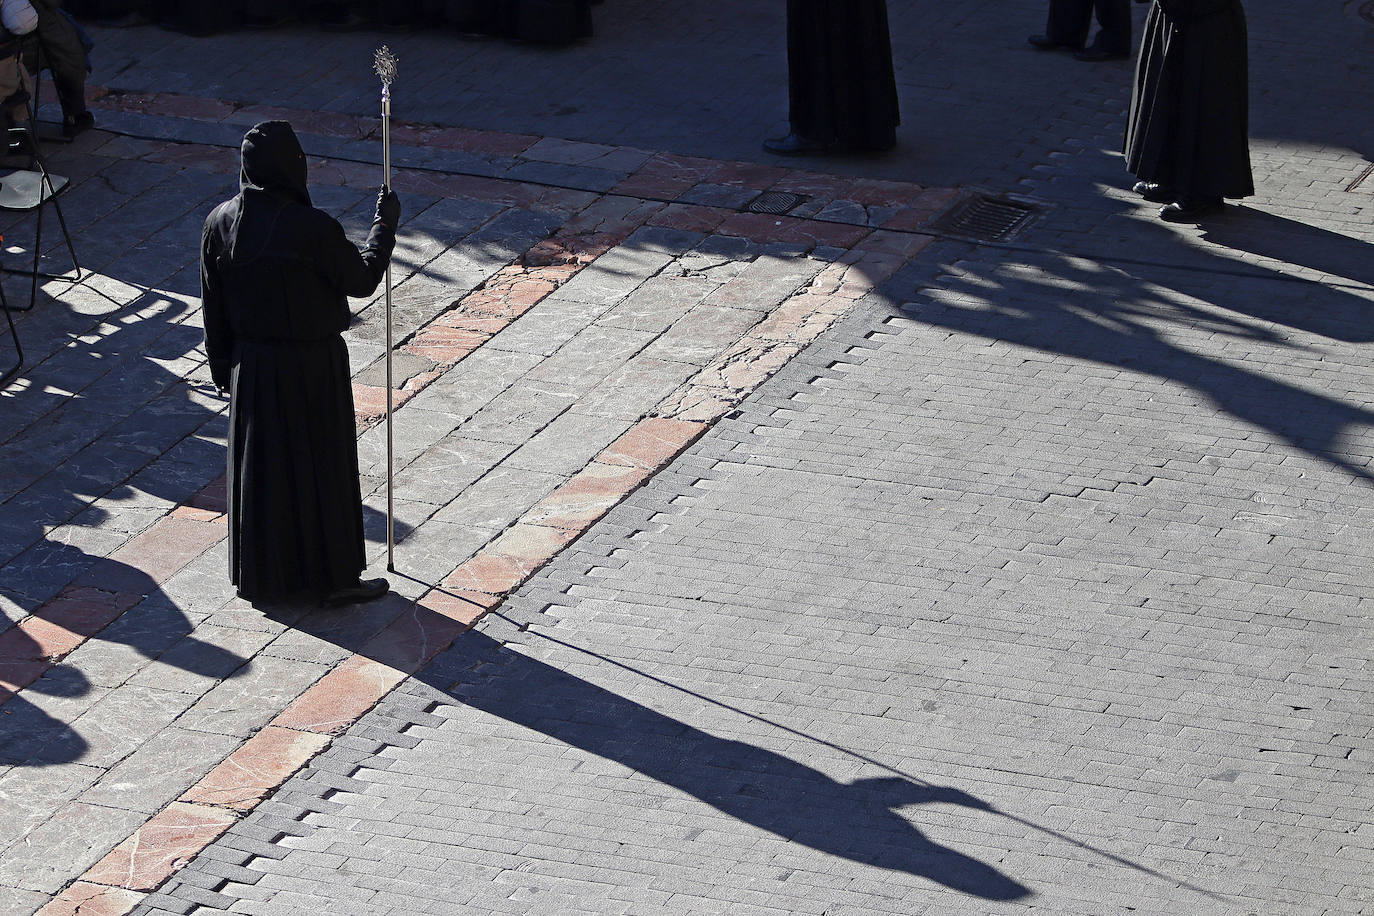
[0,27,29,141]
[20,0,94,136]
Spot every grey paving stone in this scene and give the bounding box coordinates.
[0,762,105,856]
[0,801,146,894]
[176,655,331,738]
[0,886,50,916]
[429,466,566,530]
[79,726,243,814]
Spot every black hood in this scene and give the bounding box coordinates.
[224,120,311,265]
[239,120,311,206]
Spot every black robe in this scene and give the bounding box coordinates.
[786,0,900,150]
[1124,0,1253,200]
[443,0,593,43]
[201,121,394,602]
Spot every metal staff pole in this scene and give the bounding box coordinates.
[374,46,398,572]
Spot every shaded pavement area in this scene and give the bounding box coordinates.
[1,1,1371,914]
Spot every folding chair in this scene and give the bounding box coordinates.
[0,124,80,313]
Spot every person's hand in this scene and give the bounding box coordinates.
[209,360,231,393]
[376,187,401,229]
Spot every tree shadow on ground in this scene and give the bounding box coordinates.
[1198,206,1374,309]
[891,203,1374,485]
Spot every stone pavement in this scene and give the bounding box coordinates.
[2,1,1373,914]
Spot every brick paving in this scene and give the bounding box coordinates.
[1,1,1372,914]
[0,50,940,916]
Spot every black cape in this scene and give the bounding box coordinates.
[201,121,394,601]
[1124,0,1254,199]
[786,0,900,149]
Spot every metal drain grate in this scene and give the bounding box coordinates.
[929,195,1039,242]
[746,191,805,215]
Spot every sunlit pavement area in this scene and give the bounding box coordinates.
[1,2,1370,914]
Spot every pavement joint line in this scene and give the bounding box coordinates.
[11,115,951,913]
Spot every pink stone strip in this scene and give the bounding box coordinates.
[85,87,960,231]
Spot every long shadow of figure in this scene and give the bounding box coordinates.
[429,628,1031,901]
[0,286,255,766]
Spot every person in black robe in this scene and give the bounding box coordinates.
[443,0,593,43]
[763,0,899,156]
[1124,0,1253,221]
[1027,0,1132,61]
[201,121,400,606]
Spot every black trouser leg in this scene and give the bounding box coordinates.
[1045,0,1093,48]
[1090,0,1131,52]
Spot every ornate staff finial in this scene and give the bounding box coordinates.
[374,45,398,98]
[373,43,399,572]
[374,45,398,85]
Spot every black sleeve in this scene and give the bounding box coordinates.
[316,212,396,300]
[200,220,233,392]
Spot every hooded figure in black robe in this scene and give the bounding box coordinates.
[764,0,900,155]
[1124,0,1253,220]
[201,121,400,606]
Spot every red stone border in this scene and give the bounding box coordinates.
[85,87,961,233]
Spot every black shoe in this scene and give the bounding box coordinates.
[322,577,390,607]
[1027,34,1081,51]
[1074,44,1130,62]
[1132,180,1175,203]
[62,111,94,138]
[1159,197,1224,222]
[763,132,830,156]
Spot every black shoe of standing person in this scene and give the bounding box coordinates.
[763,132,830,156]
[62,111,95,138]
[1027,34,1081,51]
[322,578,390,607]
[1159,197,1224,222]
[1132,181,1175,203]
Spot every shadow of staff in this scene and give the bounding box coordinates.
[416,625,1033,900]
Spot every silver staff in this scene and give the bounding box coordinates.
[374,45,398,572]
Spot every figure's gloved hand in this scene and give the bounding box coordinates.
[375,187,401,229]
[210,359,231,393]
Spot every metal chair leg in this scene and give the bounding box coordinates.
[0,280,22,386]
